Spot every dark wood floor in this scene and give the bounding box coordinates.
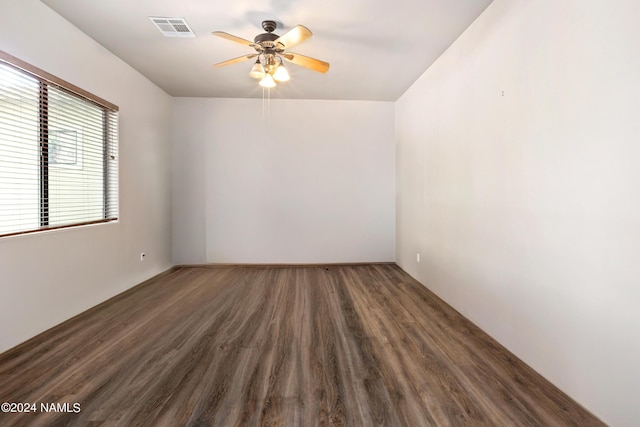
[0,264,603,426]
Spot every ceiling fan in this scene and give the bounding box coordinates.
[212,20,330,88]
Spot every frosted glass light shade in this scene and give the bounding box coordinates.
[259,74,276,88]
[273,65,290,82]
[249,61,265,79]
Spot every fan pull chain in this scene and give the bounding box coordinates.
[261,87,272,122]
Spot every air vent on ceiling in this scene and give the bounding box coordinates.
[149,17,195,38]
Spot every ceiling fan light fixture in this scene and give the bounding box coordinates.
[273,64,290,82]
[263,54,277,74]
[249,60,265,79]
[259,73,276,88]
[212,20,329,89]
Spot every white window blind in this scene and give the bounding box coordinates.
[0,51,118,237]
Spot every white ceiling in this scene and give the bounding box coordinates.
[41,0,493,101]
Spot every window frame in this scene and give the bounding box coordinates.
[0,50,119,238]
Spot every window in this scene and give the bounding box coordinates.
[0,51,118,237]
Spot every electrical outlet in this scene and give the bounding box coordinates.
[416,253,420,263]
[140,252,146,262]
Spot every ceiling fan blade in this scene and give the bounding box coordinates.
[212,31,256,47]
[213,54,257,68]
[275,25,312,50]
[282,52,330,73]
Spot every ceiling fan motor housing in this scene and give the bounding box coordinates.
[254,20,280,47]
[254,32,279,44]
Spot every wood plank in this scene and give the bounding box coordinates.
[0,265,605,426]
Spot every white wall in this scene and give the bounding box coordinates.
[0,0,173,353]
[396,1,640,425]
[172,98,395,264]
